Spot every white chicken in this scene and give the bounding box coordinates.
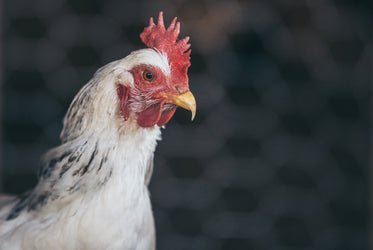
[0,12,196,250]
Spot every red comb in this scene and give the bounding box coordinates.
[140,12,191,72]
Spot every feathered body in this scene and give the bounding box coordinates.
[0,13,195,250]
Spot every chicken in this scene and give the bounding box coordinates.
[0,12,195,250]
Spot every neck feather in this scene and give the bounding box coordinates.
[6,119,161,220]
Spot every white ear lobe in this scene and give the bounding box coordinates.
[117,71,134,88]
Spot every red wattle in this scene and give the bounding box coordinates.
[137,100,178,127]
[157,107,177,127]
[137,101,164,127]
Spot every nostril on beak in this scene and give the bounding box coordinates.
[175,85,185,94]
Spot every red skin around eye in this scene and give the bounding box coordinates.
[117,65,179,127]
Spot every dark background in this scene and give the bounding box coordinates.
[1,0,371,249]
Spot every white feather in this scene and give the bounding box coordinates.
[0,48,170,250]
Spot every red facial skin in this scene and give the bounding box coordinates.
[117,64,188,127]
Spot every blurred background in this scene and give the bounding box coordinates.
[0,0,371,249]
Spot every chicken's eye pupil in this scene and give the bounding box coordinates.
[143,71,154,81]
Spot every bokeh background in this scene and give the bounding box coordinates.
[1,0,371,249]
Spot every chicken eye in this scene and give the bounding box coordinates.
[142,71,154,82]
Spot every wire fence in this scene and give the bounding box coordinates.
[1,0,371,249]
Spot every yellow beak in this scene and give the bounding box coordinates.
[159,91,196,121]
